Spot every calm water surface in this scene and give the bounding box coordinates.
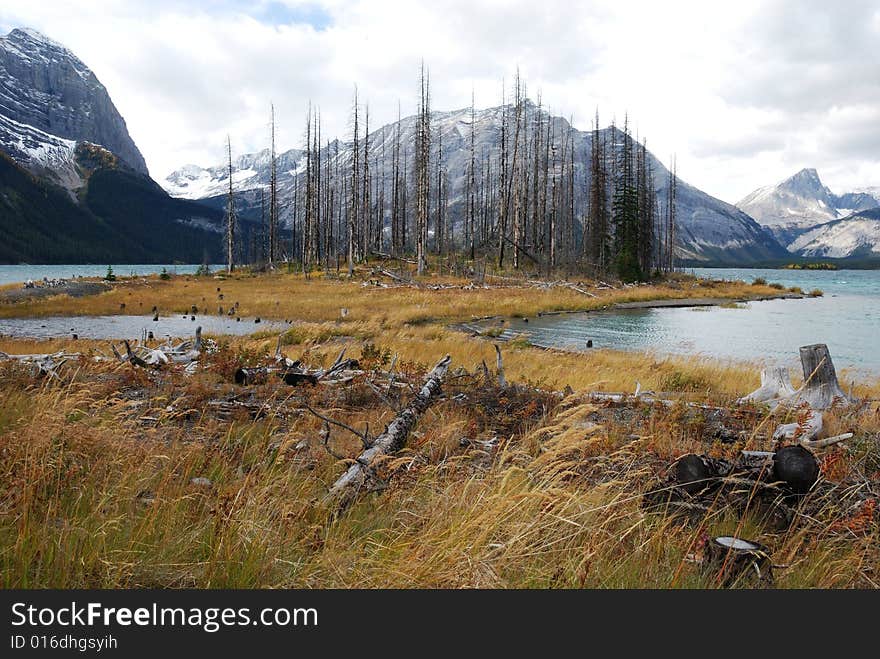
[0,264,276,339]
[499,268,880,378]
[0,264,218,286]
[0,315,283,340]
[1,265,877,372]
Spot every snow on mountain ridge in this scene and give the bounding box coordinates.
[789,210,880,258]
[165,101,786,263]
[0,27,149,175]
[0,112,81,191]
[737,168,880,252]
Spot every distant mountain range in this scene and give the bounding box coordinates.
[1,26,876,267]
[166,103,787,265]
[0,27,232,264]
[737,168,880,259]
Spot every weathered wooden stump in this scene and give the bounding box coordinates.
[704,536,773,587]
[738,366,796,404]
[797,343,849,409]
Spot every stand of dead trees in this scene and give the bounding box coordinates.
[226,67,678,282]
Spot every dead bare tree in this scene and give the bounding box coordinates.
[225,135,236,273]
[348,87,359,277]
[268,103,279,265]
[415,61,431,275]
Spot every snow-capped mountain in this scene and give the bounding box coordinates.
[0,112,80,189]
[0,27,148,178]
[788,208,880,258]
[0,27,245,264]
[737,168,880,250]
[166,102,786,264]
[166,147,307,200]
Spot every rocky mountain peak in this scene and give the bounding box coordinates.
[0,26,148,175]
[6,27,71,53]
[780,168,829,197]
[737,168,880,254]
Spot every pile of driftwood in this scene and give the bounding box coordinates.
[234,337,362,386]
[0,326,208,380]
[0,350,81,379]
[114,326,204,371]
[643,343,872,587]
[738,343,855,448]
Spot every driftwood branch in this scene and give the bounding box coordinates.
[773,409,823,443]
[800,432,854,450]
[323,354,452,511]
[124,340,158,369]
[0,351,78,379]
[121,327,202,370]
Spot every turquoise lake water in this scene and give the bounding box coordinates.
[0,265,877,375]
[498,268,880,379]
[0,264,217,286]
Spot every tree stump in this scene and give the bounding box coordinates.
[737,366,796,404]
[704,536,773,587]
[797,344,849,409]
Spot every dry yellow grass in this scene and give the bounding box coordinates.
[1,354,876,589]
[1,270,877,589]
[0,268,785,324]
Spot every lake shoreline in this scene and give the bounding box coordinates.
[455,292,804,325]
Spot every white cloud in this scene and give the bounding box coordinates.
[3,0,878,203]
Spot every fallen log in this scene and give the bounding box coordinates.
[281,370,319,386]
[670,453,719,495]
[323,354,452,511]
[0,351,77,379]
[374,268,418,286]
[772,445,820,495]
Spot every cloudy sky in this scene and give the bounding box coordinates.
[2,0,878,203]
